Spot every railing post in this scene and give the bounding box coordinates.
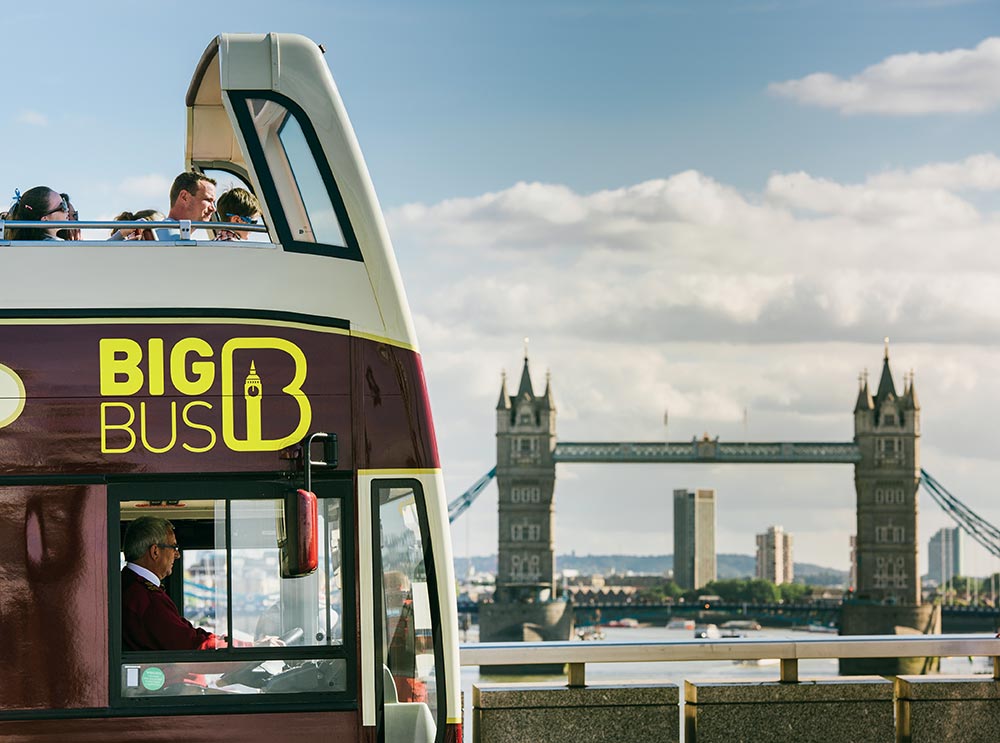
[994,656,999,681]
[780,658,798,683]
[568,662,586,687]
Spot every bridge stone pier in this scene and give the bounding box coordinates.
[480,345,941,674]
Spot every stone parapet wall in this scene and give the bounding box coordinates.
[684,677,893,743]
[896,675,1000,743]
[473,683,678,743]
[471,674,1000,742]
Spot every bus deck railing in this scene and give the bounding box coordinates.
[0,219,269,242]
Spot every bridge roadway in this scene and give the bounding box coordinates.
[553,440,862,464]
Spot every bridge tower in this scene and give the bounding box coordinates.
[479,353,572,656]
[841,342,940,674]
[494,355,557,602]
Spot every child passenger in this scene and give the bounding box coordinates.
[109,209,164,241]
[214,188,261,241]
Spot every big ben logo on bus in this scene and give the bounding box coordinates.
[98,336,312,454]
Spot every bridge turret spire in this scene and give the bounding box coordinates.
[875,340,897,405]
[904,370,920,411]
[854,371,873,412]
[496,370,511,410]
[543,369,555,410]
[516,353,535,399]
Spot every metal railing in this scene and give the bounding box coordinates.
[0,219,269,241]
[460,634,1000,686]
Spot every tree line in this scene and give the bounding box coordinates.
[635,578,816,605]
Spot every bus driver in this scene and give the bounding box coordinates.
[121,516,225,651]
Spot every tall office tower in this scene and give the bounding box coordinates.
[673,488,716,590]
[927,527,963,585]
[756,525,794,584]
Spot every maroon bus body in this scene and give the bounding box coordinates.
[0,319,438,737]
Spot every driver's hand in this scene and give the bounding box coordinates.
[255,635,286,647]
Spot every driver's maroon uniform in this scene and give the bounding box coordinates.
[121,567,222,650]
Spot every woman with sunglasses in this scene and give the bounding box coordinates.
[5,186,70,240]
[213,187,261,241]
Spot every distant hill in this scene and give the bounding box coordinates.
[455,553,848,587]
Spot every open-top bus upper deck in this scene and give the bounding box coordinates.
[0,33,460,743]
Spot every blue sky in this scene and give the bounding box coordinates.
[5,2,1000,575]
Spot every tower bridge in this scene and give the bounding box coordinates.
[474,343,961,674]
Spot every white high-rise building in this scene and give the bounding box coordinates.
[755,525,794,584]
[927,527,963,585]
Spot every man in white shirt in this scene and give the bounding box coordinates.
[121,516,221,650]
[156,172,217,240]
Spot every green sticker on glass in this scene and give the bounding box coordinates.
[141,666,166,691]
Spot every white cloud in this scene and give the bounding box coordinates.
[768,36,1000,115]
[16,110,48,127]
[391,160,1000,568]
[868,153,1000,191]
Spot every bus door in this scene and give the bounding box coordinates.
[362,478,446,743]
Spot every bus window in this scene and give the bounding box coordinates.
[375,482,442,740]
[243,97,349,249]
[115,483,349,701]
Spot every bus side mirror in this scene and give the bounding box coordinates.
[279,489,319,578]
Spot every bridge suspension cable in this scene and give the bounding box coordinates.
[920,469,1000,559]
[448,466,497,523]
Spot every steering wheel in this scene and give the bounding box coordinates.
[215,626,305,689]
[278,626,305,646]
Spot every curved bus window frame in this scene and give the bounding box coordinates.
[108,476,356,712]
[229,90,364,261]
[371,479,447,743]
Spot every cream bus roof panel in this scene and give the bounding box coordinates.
[186,33,417,350]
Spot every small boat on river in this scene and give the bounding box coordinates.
[694,623,721,639]
[721,620,762,631]
[606,618,640,628]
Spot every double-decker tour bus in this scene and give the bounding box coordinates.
[0,33,460,743]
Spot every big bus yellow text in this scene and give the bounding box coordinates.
[98,336,311,454]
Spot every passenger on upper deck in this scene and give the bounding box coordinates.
[5,187,69,241]
[213,187,261,241]
[56,193,80,241]
[121,516,224,651]
[110,209,164,241]
[155,172,216,239]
